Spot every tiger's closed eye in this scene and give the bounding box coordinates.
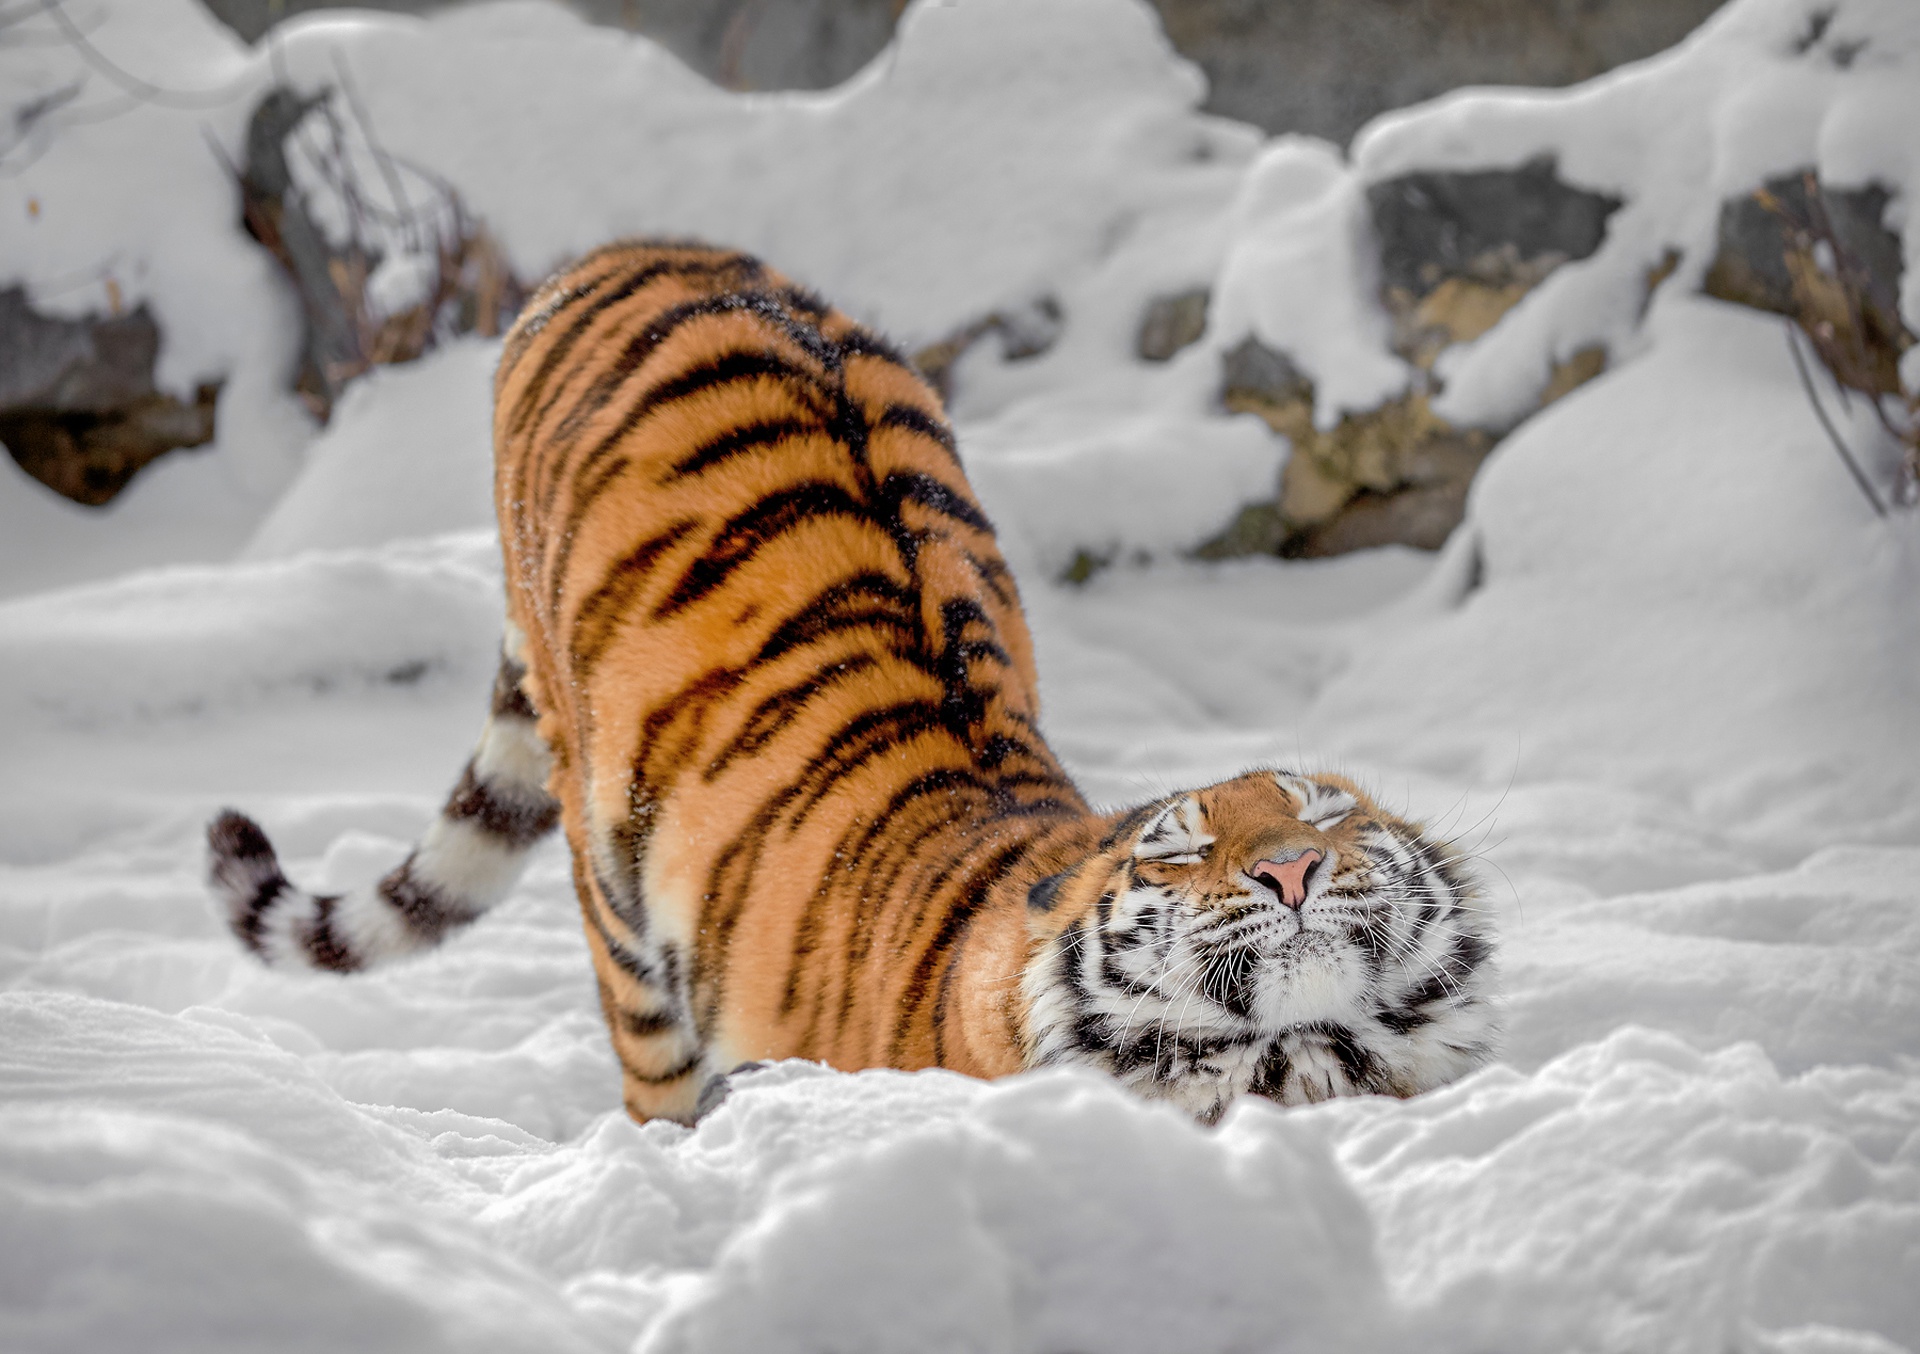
[1135,842,1210,866]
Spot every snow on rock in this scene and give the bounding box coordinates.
[1351,0,1920,430]
[0,0,311,597]
[2,0,1919,1350]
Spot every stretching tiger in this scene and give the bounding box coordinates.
[209,241,1497,1124]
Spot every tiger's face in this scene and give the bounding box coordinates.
[1022,771,1498,1122]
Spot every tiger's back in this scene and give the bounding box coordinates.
[495,242,1090,1119]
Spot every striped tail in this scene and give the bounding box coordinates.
[207,627,560,972]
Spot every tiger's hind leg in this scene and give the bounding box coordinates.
[208,624,561,971]
[568,834,712,1124]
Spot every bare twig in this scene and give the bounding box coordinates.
[37,0,241,110]
[330,53,422,249]
[1785,321,1887,518]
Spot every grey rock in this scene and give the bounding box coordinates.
[1137,288,1209,363]
[1151,0,1728,144]
[1367,158,1621,300]
[1218,335,1311,408]
[0,287,158,413]
[1703,173,1904,354]
[0,288,219,505]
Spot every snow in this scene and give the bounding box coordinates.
[3,0,1919,1350]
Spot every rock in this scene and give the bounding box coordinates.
[1702,172,1908,397]
[1219,335,1311,405]
[0,288,219,506]
[1211,337,1494,559]
[912,296,1063,400]
[1368,159,1621,298]
[1368,158,1622,366]
[1203,160,1620,561]
[1137,288,1210,362]
[1540,344,1609,407]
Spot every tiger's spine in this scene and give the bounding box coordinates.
[206,627,560,971]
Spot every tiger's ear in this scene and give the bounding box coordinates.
[1026,871,1071,914]
[1023,864,1097,942]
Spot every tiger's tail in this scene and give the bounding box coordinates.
[207,625,561,972]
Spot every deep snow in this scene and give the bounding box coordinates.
[3,0,1919,1351]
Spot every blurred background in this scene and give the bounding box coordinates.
[202,0,1729,142]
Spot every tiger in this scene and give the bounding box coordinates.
[208,240,1498,1126]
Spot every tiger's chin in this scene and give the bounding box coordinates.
[1253,932,1370,1025]
[1027,951,1496,1127]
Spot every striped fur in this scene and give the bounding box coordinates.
[209,622,559,972]
[209,241,1497,1122]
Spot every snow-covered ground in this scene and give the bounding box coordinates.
[3,1,1918,1351]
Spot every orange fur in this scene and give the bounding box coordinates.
[494,242,1108,1119]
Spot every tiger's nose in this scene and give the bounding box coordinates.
[1250,851,1322,909]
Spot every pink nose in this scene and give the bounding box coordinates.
[1250,851,1322,909]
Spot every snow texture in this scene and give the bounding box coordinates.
[2,0,1918,1351]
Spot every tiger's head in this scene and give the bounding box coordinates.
[1021,770,1498,1122]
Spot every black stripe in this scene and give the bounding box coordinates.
[1250,1043,1293,1099]
[1315,1022,1386,1092]
[208,810,289,956]
[541,452,640,619]
[549,291,794,448]
[663,417,819,483]
[872,401,960,462]
[785,699,949,826]
[653,481,873,619]
[1098,805,1158,852]
[301,894,361,972]
[569,520,700,673]
[1448,930,1493,976]
[490,656,538,720]
[704,652,881,781]
[579,348,835,494]
[832,772,997,1000]
[631,668,747,795]
[628,1047,702,1085]
[895,838,1029,1060]
[230,878,277,956]
[620,1006,679,1037]
[755,571,923,666]
[583,888,658,985]
[879,470,991,533]
[442,762,560,847]
[562,452,634,537]
[377,862,478,943]
[838,327,913,367]
[1375,1004,1433,1034]
[508,254,760,440]
[978,733,1031,770]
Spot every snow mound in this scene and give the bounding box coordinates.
[246,341,500,560]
